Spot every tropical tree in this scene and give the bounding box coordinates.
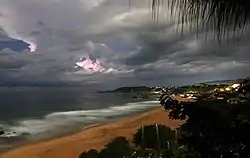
[133,124,176,151]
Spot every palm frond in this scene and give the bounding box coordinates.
[144,0,250,41]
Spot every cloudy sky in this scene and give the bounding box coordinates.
[0,0,249,89]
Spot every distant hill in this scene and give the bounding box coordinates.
[200,78,247,85]
[233,78,246,84]
[199,79,232,85]
[100,86,154,93]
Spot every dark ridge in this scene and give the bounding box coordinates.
[100,86,153,93]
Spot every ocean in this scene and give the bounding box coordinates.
[0,87,159,150]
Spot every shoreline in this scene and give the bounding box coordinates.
[0,108,155,155]
[0,106,157,154]
[0,123,103,154]
[2,96,189,158]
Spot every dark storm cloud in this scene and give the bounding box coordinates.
[125,34,185,65]
[0,58,26,69]
[0,0,249,87]
[123,25,250,69]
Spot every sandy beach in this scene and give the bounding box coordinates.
[2,97,188,158]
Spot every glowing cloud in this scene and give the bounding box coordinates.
[21,38,37,52]
[75,56,105,73]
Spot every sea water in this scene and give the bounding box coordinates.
[0,87,159,150]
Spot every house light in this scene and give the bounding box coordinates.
[232,84,240,89]
[220,88,225,92]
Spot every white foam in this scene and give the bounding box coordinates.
[0,100,159,137]
[0,132,19,138]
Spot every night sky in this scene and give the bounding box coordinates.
[0,0,249,89]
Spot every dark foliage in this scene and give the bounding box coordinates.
[178,103,250,158]
[79,137,132,158]
[132,124,175,151]
[238,77,250,96]
[0,130,4,135]
[160,94,197,120]
[131,149,160,158]
[99,137,132,158]
[79,149,99,158]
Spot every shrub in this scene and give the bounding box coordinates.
[99,136,132,158]
[79,149,98,158]
[132,124,176,151]
[130,149,160,158]
[79,137,132,158]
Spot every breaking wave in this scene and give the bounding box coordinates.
[0,101,159,139]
